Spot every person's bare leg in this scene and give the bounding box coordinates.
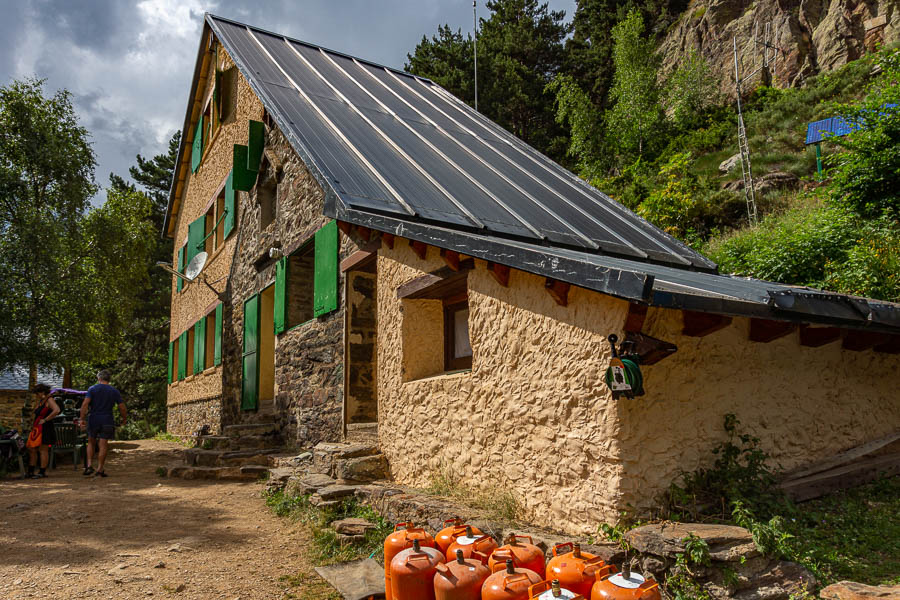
[27,447,36,475]
[86,437,95,468]
[96,439,109,473]
[39,446,49,469]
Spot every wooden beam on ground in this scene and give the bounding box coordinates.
[624,303,648,333]
[781,452,900,502]
[842,330,892,352]
[340,250,376,273]
[748,318,796,343]
[682,310,732,337]
[545,278,570,307]
[874,335,900,354]
[382,232,395,249]
[409,239,427,260]
[487,262,510,287]
[440,249,461,271]
[799,325,842,347]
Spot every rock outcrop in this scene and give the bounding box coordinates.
[820,581,900,599]
[660,0,898,95]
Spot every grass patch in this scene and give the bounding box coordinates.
[426,464,520,522]
[264,490,393,565]
[277,569,341,600]
[153,431,193,447]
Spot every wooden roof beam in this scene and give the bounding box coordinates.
[874,335,900,354]
[842,330,891,352]
[545,278,570,307]
[440,249,460,271]
[799,325,842,347]
[682,310,732,337]
[409,239,427,260]
[624,303,648,334]
[749,318,796,343]
[487,262,510,287]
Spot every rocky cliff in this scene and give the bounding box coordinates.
[660,0,898,92]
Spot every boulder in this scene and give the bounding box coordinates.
[333,517,377,536]
[719,153,742,174]
[625,523,760,562]
[284,473,335,497]
[317,484,358,501]
[334,453,389,482]
[821,581,900,599]
[755,171,799,195]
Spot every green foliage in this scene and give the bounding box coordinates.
[828,48,900,218]
[637,152,699,240]
[665,49,720,131]
[405,26,475,105]
[607,9,665,161]
[824,218,900,302]
[665,534,714,600]
[546,74,608,179]
[732,501,794,559]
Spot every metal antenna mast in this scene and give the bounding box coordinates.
[732,22,781,226]
[473,0,478,111]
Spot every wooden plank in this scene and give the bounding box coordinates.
[875,335,900,354]
[487,262,510,287]
[624,303,648,334]
[315,558,385,600]
[781,453,900,502]
[842,330,891,352]
[748,318,796,343]
[396,263,472,300]
[396,273,442,299]
[682,310,732,337]
[409,239,427,260]
[545,278,570,307]
[780,430,900,481]
[341,250,376,273]
[623,332,677,365]
[440,249,461,271]
[381,232,395,249]
[799,325,842,347]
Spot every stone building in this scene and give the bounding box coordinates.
[165,15,900,533]
[0,366,64,431]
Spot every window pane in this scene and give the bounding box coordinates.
[453,308,471,358]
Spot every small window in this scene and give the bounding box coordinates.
[172,338,180,382]
[202,100,213,151]
[444,300,472,371]
[286,243,315,328]
[258,177,277,231]
[204,312,216,370]
[215,190,225,248]
[203,187,227,256]
[186,327,195,375]
[219,66,237,123]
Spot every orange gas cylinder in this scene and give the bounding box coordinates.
[482,559,543,600]
[488,534,546,578]
[528,579,586,600]
[446,526,498,565]
[591,566,661,600]
[384,522,437,600]
[433,549,490,600]
[545,543,611,597]
[435,519,484,555]
[390,539,446,600]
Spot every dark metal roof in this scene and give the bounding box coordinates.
[204,14,900,334]
[206,14,715,273]
[0,365,63,391]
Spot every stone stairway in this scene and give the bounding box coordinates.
[166,418,286,481]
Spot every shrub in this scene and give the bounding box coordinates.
[637,152,699,240]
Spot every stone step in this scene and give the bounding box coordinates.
[223,422,278,437]
[182,447,284,468]
[166,464,271,481]
[197,436,231,450]
[229,434,283,451]
[345,422,378,444]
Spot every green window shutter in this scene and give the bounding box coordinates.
[193,320,204,375]
[214,303,223,366]
[247,120,264,172]
[274,257,287,334]
[233,144,256,191]
[178,331,188,380]
[168,341,174,384]
[177,246,185,292]
[314,220,339,317]
[191,116,204,173]
[223,170,236,239]
[241,294,260,411]
[187,216,206,267]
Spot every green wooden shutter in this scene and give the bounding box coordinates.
[223,170,236,239]
[233,144,256,191]
[314,221,339,317]
[178,331,188,380]
[241,294,260,411]
[248,120,264,172]
[176,246,185,292]
[193,319,204,375]
[274,257,287,334]
[187,216,206,267]
[191,116,204,173]
[214,303,223,366]
[168,341,174,384]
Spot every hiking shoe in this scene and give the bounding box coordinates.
[82,466,95,476]
[95,470,108,478]
[31,473,46,479]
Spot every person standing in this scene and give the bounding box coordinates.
[79,369,126,477]
[26,383,60,479]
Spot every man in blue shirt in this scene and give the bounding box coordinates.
[79,369,127,477]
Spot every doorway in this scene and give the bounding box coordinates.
[344,259,378,436]
[259,284,276,415]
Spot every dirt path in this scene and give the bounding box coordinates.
[1,439,330,600]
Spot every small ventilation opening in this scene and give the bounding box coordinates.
[258,178,277,230]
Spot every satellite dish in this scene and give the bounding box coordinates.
[185,251,208,281]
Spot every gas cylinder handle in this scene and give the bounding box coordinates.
[510,534,534,545]
[435,563,451,576]
[502,573,529,587]
[552,542,574,557]
[591,564,615,580]
[639,582,660,598]
[474,534,495,550]
[405,552,434,564]
[585,556,606,566]
[443,517,462,527]
[493,549,514,560]
[394,521,414,531]
[528,581,552,596]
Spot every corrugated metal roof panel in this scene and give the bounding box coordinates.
[207,14,716,272]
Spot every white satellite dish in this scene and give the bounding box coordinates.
[185,251,208,281]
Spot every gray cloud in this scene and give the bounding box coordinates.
[0,0,575,204]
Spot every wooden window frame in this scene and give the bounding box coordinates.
[443,296,472,371]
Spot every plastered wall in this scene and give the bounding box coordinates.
[377,243,630,534]
[377,243,900,534]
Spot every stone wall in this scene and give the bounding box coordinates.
[166,38,264,434]
[221,123,358,447]
[0,390,29,431]
[376,242,900,534]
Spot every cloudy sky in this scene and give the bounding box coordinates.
[0,0,575,203]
